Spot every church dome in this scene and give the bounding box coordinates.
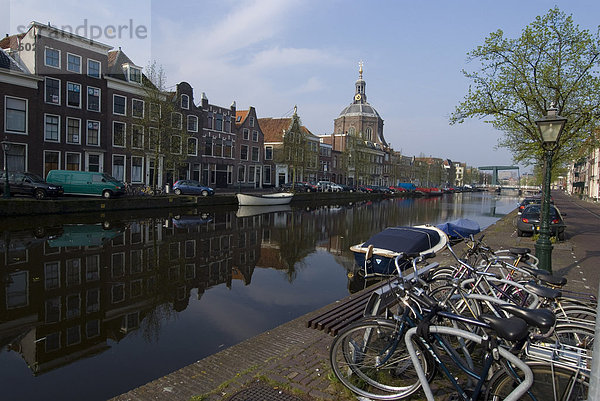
[338,102,381,118]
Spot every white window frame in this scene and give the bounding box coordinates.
[87,58,101,78]
[243,128,249,140]
[4,96,28,134]
[131,156,144,183]
[66,81,82,109]
[187,137,198,156]
[171,112,183,129]
[112,121,126,148]
[65,152,82,170]
[171,135,182,154]
[44,150,61,177]
[45,77,61,105]
[66,117,81,144]
[44,113,60,142]
[128,66,142,84]
[148,127,159,151]
[86,120,101,147]
[131,124,144,149]
[87,86,101,112]
[187,115,198,132]
[241,144,249,161]
[113,94,127,116]
[112,154,126,182]
[265,145,273,160]
[252,130,258,142]
[66,53,81,73]
[132,98,144,119]
[181,94,189,109]
[44,47,61,69]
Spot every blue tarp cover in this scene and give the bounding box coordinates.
[436,218,481,239]
[362,226,441,254]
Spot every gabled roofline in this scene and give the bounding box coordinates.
[29,21,114,51]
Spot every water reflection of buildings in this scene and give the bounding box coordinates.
[0,196,495,377]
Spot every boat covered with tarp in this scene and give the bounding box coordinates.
[436,218,481,243]
[350,225,448,276]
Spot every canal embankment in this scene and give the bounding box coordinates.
[110,191,600,401]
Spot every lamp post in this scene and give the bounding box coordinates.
[1,137,10,199]
[534,105,567,272]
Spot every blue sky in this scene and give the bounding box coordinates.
[3,0,599,170]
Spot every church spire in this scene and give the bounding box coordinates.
[354,60,366,103]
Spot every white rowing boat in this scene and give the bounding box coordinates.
[236,192,294,206]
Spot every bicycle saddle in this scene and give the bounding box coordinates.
[535,273,567,287]
[523,282,562,299]
[499,304,556,333]
[479,314,529,342]
[509,247,531,256]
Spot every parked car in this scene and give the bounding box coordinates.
[339,184,356,192]
[516,204,566,240]
[46,170,125,198]
[279,182,317,192]
[329,183,343,192]
[316,181,334,191]
[0,171,64,199]
[517,195,553,214]
[172,180,214,196]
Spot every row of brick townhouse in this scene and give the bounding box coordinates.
[2,22,479,190]
[0,22,270,189]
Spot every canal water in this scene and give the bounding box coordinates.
[0,192,518,400]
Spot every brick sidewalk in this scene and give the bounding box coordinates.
[111,192,600,401]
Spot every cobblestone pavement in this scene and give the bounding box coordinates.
[111,191,600,401]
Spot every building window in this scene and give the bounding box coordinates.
[45,47,60,68]
[252,130,258,142]
[187,137,197,156]
[128,66,142,84]
[87,59,101,78]
[66,153,81,170]
[44,151,60,177]
[366,127,373,141]
[265,146,273,160]
[113,95,126,115]
[213,138,223,157]
[66,118,81,144]
[207,113,213,129]
[87,154,101,172]
[87,121,100,146]
[87,87,100,112]
[249,116,254,127]
[225,116,231,133]
[263,165,271,184]
[113,121,126,147]
[171,135,182,154]
[248,166,255,183]
[224,140,232,158]
[86,290,100,313]
[187,115,198,132]
[181,94,189,109]
[67,82,81,108]
[5,96,27,134]
[171,112,182,129]
[148,128,158,151]
[67,53,81,73]
[243,128,249,140]
[44,114,60,142]
[131,157,143,183]
[132,99,144,118]
[215,113,223,131]
[66,259,81,286]
[149,103,160,121]
[204,138,212,156]
[6,271,28,309]
[112,155,125,181]
[240,145,248,160]
[251,147,259,162]
[45,77,60,105]
[44,262,60,290]
[131,125,144,149]
[238,165,245,182]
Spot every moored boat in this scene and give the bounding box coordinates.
[236,192,294,206]
[436,218,481,243]
[350,225,448,277]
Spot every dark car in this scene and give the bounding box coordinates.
[0,171,64,199]
[516,204,566,240]
[517,195,553,214]
[172,180,214,196]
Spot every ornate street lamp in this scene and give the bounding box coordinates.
[1,137,10,199]
[534,105,567,272]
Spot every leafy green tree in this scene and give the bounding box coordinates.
[450,7,600,171]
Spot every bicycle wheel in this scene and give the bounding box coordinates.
[329,319,433,400]
[485,362,588,401]
[553,324,595,350]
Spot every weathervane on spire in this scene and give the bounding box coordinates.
[358,60,363,79]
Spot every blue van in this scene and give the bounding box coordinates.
[46,170,125,198]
